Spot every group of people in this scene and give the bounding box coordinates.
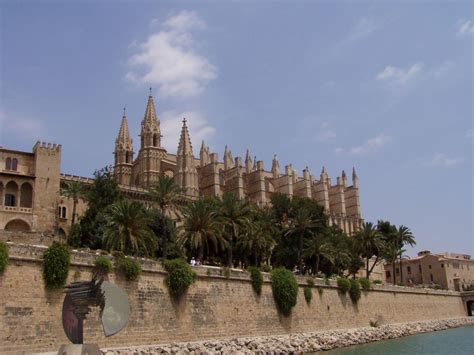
[190,257,201,267]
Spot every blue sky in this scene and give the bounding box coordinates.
[1,0,472,255]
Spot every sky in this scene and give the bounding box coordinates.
[0,0,472,256]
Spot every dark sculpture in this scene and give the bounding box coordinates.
[62,274,130,344]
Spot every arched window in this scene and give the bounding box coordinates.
[62,206,67,219]
[11,158,18,171]
[20,183,33,208]
[153,133,159,147]
[5,157,11,170]
[5,181,18,206]
[126,152,131,164]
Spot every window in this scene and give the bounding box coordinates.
[5,157,11,170]
[5,194,16,207]
[441,264,444,268]
[396,268,400,275]
[11,158,18,171]
[58,206,67,219]
[386,271,391,278]
[407,266,411,274]
[418,265,422,272]
[429,265,432,269]
[430,274,434,282]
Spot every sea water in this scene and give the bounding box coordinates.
[326,325,474,355]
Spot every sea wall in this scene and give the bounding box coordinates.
[0,243,467,354]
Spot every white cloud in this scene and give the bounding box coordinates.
[457,20,474,36]
[315,121,336,142]
[335,133,391,156]
[426,153,465,167]
[376,62,424,84]
[126,10,217,99]
[160,110,216,153]
[340,17,377,46]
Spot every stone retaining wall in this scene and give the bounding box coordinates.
[0,243,468,354]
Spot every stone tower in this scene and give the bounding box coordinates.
[113,109,134,185]
[174,119,199,198]
[134,94,167,187]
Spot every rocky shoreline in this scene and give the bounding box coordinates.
[102,317,474,354]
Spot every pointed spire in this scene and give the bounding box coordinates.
[140,93,161,148]
[224,145,233,170]
[245,149,252,173]
[272,154,280,178]
[253,156,257,170]
[341,169,347,187]
[177,118,193,156]
[143,94,159,127]
[352,167,359,188]
[200,140,209,166]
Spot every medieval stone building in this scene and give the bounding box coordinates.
[113,94,363,234]
[0,93,362,236]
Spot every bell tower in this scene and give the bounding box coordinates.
[113,108,133,185]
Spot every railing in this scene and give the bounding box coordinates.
[0,205,32,213]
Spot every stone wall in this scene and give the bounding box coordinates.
[0,243,467,354]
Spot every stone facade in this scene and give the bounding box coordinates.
[384,250,474,290]
[0,243,468,354]
[0,93,363,236]
[113,94,363,234]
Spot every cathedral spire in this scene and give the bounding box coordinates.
[140,93,161,148]
[200,140,209,166]
[116,110,133,149]
[175,118,199,198]
[114,109,134,185]
[245,149,252,173]
[272,154,280,178]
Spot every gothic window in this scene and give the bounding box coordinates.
[153,133,159,147]
[58,205,67,219]
[5,194,16,207]
[5,157,11,170]
[11,158,18,171]
[20,183,33,208]
[5,181,18,206]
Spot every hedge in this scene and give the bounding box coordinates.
[163,258,196,298]
[271,268,298,316]
[248,266,263,295]
[43,242,70,289]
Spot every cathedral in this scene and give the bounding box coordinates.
[113,94,363,235]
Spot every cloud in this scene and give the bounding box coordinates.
[376,62,424,84]
[457,20,474,36]
[426,153,465,167]
[335,133,391,156]
[160,110,216,153]
[339,17,377,46]
[315,121,336,142]
[126,10,217,99]
[433,60,454,78]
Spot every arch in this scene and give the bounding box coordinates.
[4,219,30,232]
[467,300,474,317]
[57,228,66,237]
[5,181,18,206]
[5,157,11,170]
[153,133,159,147]
[20,182,33,208]
[11,158,18,171]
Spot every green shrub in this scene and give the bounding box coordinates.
[369,320,379,328]
[248,266,263,295]
[0,241,8,273]
[349,279,361,302]
[359,278,371,290]
[304,287,312,304]
[94,256,113,274]
[373,280,383,285]
[260,264,271,272]
[306,277,315,287]
[117,257,141,281]
[163,259,196,298]
[337,277,351,294]
[271,268,299,316]
[317,287,324,296]
[43,242,70,289]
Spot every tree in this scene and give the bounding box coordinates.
[60,180,85,226]
[68,167,122,249]
[354,222,383,279]
[218,192,253,267]
[178,198,227,262]
[149,174,183,217]
[395,225,415,284]
[103,200,155,256]
[303,234,335,275]
[149,209,181,259]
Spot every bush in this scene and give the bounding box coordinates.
[163,258,196,298]
[248,266,263,295]
[117,257,141,281]
[359,278,371,290]
[349,279,361,302]
[260,264,271,273]
[317,287,324,296]
[43,242,70,289]
[306,277,315,287]
[0,241,8,273]
[337,277,351,294]
[373,280,383,285]
[369,320,379,328]
[271,268,299,316]
[304,287,312,304]
[94,256,113,274]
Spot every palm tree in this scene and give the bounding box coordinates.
[239,206,276,266]
[103,200,155,256]
[178,198,227,262]
[396,225,415,284]
[218,192,253,267]
[61,180,85,226]
[149,174,183,217]
[354,222,383,279]
[284,207,321,273]
[303,235,336,275]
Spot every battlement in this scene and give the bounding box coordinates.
[60,173,94,184]
[33,141,62,152]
